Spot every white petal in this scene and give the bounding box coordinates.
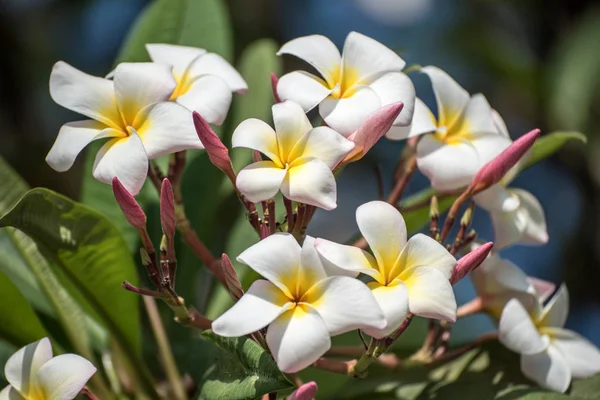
[282,158,337,210]
[405,98,438,139]
[186,52,247,93]
[540,284,568,329]
[319,85,381,136]
[46,120,122,172]
[267,306,331,373]
[499,299,547,355]
[400,266,457,321]
[362,281,408,338]
[145,43,206,77]
[492,109,510,138]
[36,354,96,400]
[276,71,332,112]
[529,277,556,304]
[49,61,121,129]
[231,118,281,164]
[304,276,386,336]
[416,135,480,191]
[421,66,469,129]
[236,161,287,203]
[512,189,549,245]
[394,234,456,279]
[236,233,301,299]
[368,72,415,127]
[135,102,202,159]
[4,338,52,395]
[355,201,406,273]
[277,35,341,84]
[297,236,328,295]
[548,328,600,379]
[273,101,313,158]
[0,386,24,400]
[92,130,148,195]
[212,280,291,337]
[474,185,521,213]
[113,62,176,125]
[470,132,513,167]
[175,74,233,125]
[489,209,527,250]
[341,32,406,83]
[314,238,381,280]
[451,94,497,135]
[521,346,571,393]
[290,126,355,169]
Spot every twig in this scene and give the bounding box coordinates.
[456,297,483,318]
[312,358,356,375]
[284,196,294,233]
[430,332,498,365]
[80,387,101,400]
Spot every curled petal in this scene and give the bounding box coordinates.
[511,189,548,245]
[36,354,96,400]
[421,66,469,129]
[320,85,381,136]
[342,32,406,83]
[290,126,355,169]
[368,72,415,127]
[145,43,206,77]
[474,185,520,213]
[548,328,600,379]
[363,281,408,338]
[236,161,287,203]
[499,299,547,355]
[273,101,313,157]
[521,346,571,393]
[277,35,341,84]
[0,386,24,400]
[277,71,331,112]
[451,94,498,136]
[232,119,281,165]
[175,75,233,125]
[297,236,328,295]
[539,284,568,329]
[406,98,437,139]
[394,234,456,280]
[282,158,337,210]
[187,52,247,93]
[4,338,53,395]
[314,238,381,280]
[400,266,457,321]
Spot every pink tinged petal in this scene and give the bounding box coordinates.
[92,129,148,195]
[35,354,96,400]
[547,328,600,379]
[499,299,547,355]
[277,35,341,84]
[212,280,291,337]
[266,306,331,373]
[304,276,386,336]
[45,120,122,172]
[406,98,437,139]
[314,238,381,280]
[540,284,569,329]
[113,62,176,125]
[421,66,469,129]
[273,101,313,158]
[511,189,549,245]
[174,74,233,125]
[341,32,406,83]
[492,109,510,138]
[356,201,407,273]
[528,277,556,304]
[231,118,281,165]
[297,236,329,295]
[236,161,287,203]
[473,185,520,213]
[145,43,207,77]
[489,209,528,250]
[236,233,301,299]
[368,72,415,127]
[4,338,53,396]
[416,135,480,191]
[290,127,355,169]
[276,71,332,112]
[394,234,456,280]
[400,266,457,322]
[349,102,404,158]
[521,346,571,393]
[319,85,382,136]
[0,386,25,400]
[287,381,318,400]
[186,52,248,94]
[451,94,497,135]
[281,158,337,210]
[363,281,408,338]
[49,61,121,129]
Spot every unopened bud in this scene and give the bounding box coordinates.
[112,177,146,230]
[430,195,439,219]
[221,254,244,301]
[451,242,494,284]
[288,381,318,400]
[140,248,151,266]
[271,73,282,103]
[193,111,236,183]
[160,178,176,238]
[460,202,475,227]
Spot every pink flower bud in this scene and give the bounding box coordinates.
[288,382,318,400]
[112,177,146,230]
[468,129,540,194]
[193,111,236,183]
[271,73,282,103]
[221,254,244,301]
[160,178,176,238]
[451,242,494,284]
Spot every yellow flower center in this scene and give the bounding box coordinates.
[433,110,472,145]
[169,72,192,100]
[327,65,361,99]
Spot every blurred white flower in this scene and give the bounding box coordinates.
[276,31,415,138]
[146,43,247,125]
[315,201,457,338]
[46,61,202,194]
[499,286,600,392]
[0,337,96,400]
[212,233,386,373]
[232,100,354,209]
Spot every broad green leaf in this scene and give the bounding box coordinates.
[186,331,293,400]
[521,131,587,171]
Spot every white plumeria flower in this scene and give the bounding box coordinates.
[276,32,415,138]
[232,100,354,210]
[145,43,247,125]
[0,337,96,400]
[46,61,202,194]
[315,201,457,338]
[499,286,600,393]
[212,233,386,373]
[410,66,512,191]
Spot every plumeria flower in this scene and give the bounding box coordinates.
[276,31,415,138]
[1,337,96,400]
[232,100,354,210]
[409,66,512,191]
[145,43,247,125]
[499,286,600,392]
[46,61,202,194]
[212,233,386,373]
[315,201,457,338]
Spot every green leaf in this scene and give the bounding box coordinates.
[186,331,293,400]
[399,189,456,235]
[520,131,587,171]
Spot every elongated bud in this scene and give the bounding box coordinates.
[468,129,540,194]
[112,177,146,230]
[342,102,404,163]
[160,179,176,238]
[193,111,236,183]
[271,73,282,103]
[221,254,244,301]
[288,382,318,400]
[460,202,475,227]
[430,195,439,219]
[451,242,494,284]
